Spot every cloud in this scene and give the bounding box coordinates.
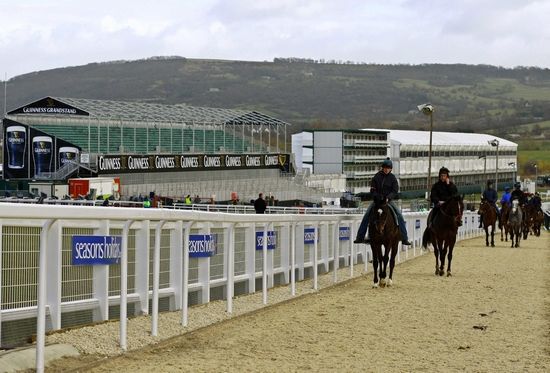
[1,0,549,79]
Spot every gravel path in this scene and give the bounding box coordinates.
[46,233,549,372]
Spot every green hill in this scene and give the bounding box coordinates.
[2,57,549,175]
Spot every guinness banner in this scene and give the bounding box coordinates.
[97,153,290,174]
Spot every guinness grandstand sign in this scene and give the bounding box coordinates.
[97,153,290,174]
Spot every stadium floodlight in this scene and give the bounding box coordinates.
[418,103,434,197]
[488,139,500,191]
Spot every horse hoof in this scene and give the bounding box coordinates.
[380,279,386,287]
[439,270,444,276]
[447,272,452,277]
[372,282,379,288]
[491,244,495,247]
[387,279,393,287]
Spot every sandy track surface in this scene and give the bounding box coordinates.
[47,233,549,372]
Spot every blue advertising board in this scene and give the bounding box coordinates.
[189,234,217,257]
[339,226,350,241]
[72,236,122,265]
[255,231,276,250]
[304,227,317,244]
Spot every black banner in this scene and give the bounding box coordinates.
[7,97,89,116]
[97,153,290,174]
[3,118,82,180]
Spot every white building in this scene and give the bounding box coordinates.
[292,129,518,197]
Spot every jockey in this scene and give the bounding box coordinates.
[428,167,461,227]
[353,158,412,246]
[510,182,527,206]
[529,192,543,212]
[479,180,500,228]
[500,186,512,207]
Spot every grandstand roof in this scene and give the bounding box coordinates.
[363,129,517,147]
[8,96,291,126]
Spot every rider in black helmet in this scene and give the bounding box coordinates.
[353,158,412,246]
[428,167,460,227]
[510,182,527,206]
[479,180,500,228]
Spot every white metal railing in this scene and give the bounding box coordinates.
[0,203,483,372]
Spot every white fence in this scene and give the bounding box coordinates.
[0,203,483,372]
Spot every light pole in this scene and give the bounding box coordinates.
[488,139,499,192]
[508,162,516,184]
[479,155,487,192]
[418,103,434,198]
[533,163,538,192]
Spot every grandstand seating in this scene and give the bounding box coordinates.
[32,124,259,154]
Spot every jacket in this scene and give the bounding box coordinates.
[482,188,498,204]
[430,180,458,206]
[370,171,398,202]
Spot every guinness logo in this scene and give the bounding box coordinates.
[46,98,55,107]
[278,154,287,166]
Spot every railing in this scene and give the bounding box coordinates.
[0,203,483,372]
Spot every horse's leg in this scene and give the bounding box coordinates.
[371,245,380,287]
[484,226,489,246]
[380,245,390,287]
[433,243,440,276]
[387,242,399,286]
[490,223,495,247]
[510,231,514,248]
[437,238,447,277]
[447,237,456,276]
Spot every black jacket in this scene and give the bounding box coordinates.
[254,197,267,214]
[510,189,526,205]
[430,180,459,206]
[370,171,398,202]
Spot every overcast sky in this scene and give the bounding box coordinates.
[1,0,549,79]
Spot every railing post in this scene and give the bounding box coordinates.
[226,223,235,314]
[181,221,192,327]
[36,219,54,373]
[120,219,134,351]
[152,220,166,337]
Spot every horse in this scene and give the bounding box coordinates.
[521,204,532,240]
[507,200,523,248]
[422,194,463,277]
[500,202,511,242]
[524,203,543,237]
[368,199,401,288]
[478,199,498,247]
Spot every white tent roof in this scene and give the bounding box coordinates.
[362,129,517,147]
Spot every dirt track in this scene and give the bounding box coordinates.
[48,232,549,372]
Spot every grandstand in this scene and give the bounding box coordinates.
[4,97,339,204]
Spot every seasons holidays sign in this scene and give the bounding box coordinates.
[97,153,290,174]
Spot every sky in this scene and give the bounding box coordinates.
[1,0,550,79]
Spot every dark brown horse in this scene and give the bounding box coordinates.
[524,204,543,237]
[479,199,498,247]
[422,195,463,277]
[368,200,401,288]
[500,202,511,242]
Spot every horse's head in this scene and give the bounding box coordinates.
[442,195,463,226]
[512,199,519,213]
[372,202,391,235]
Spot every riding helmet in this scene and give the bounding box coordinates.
[381,157,393,169]
[514,182,521,189]
[439,167,450,176]
[487,180,493,186]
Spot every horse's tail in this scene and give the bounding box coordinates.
[422,227,431,249]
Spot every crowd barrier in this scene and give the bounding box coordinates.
[0,203,483,372]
